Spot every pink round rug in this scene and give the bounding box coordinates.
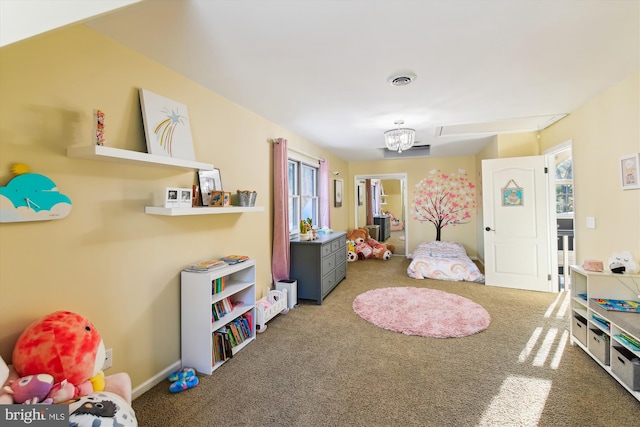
[353,287,490,338]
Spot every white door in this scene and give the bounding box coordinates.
[482,156,558,292]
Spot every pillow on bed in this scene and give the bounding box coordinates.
[68,391,137,426]
[417,241,465,258]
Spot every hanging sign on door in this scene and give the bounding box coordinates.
[502,179,523,206]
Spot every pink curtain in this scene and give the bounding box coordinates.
[319,159,330,228]
[272,138,290,282]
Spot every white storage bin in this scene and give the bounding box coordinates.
[572,314,587,346]
[276,280,297,309]
[588,328,610,365]
[611,345,640,391]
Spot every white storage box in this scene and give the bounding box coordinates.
[588,328,610,365]
[276,280,297,309]
[572,314,587,346]
[611,345,640,391]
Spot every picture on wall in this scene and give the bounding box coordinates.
[620,153,640,190]
[139,88,196,161]
[334,179,343,207]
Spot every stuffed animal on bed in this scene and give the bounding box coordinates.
[2,373,54,404]
[11,310,132,405]
[5,311,137,425]
[12,311,106,399]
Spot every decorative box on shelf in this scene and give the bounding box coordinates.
[210,191,231,207]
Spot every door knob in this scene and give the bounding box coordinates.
[485,226,494,231]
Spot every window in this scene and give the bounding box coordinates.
[288,159,318,233]
[555,157,573,215]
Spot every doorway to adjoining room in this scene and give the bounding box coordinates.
[354,174,408,257]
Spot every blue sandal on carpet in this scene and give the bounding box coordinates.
[168,367,195,382]
[169,375,199,393]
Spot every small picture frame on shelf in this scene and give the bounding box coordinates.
[179,188,193,208]
[164,187,180,208]
[209,191,231,207]
[197,169,223,206]
[192,185,200,207]
[620,153,640,190]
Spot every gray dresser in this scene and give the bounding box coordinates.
[290,231,347,305]
[374,215,390,241]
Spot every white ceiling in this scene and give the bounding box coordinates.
[82,0,639,162]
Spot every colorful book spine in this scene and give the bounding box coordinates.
[211,277,226,295]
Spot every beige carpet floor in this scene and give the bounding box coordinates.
[132,257,639,426]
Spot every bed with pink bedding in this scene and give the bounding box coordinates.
[407,241,485,283]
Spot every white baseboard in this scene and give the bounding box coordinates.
[132,360,181,400]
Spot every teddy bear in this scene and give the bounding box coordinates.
[365,234,395,260]
[346,227,395,260]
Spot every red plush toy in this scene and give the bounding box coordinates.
[12,311,106,389]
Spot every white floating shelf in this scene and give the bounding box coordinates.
[145,206,265,216]
[67,145,214,171]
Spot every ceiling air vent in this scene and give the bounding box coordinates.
[387,72,417,87]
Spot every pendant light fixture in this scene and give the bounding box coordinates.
[384,120,415,153]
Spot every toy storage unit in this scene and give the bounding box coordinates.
[569,265,640,402]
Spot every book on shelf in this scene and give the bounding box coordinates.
[213,329,234,361]
[591,314,611,331]
[590,298,640,312]
[212,277,225,294]
[229,322,243,344]
[615,334,640,351]
[244,311,253,334]
[238,316,251,339]
[220,255,249,265]
[211,297,234,321]
[184,258,228,273]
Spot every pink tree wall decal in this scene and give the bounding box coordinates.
[412,169,477,241]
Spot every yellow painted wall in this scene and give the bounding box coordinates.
[0,26,347,389]
[381,179,401,218]
[348,156,479,256]
[496,132,539,158]
[540,72,640,265]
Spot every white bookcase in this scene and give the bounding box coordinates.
[181,260,256,374]
[570,265,640,402]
